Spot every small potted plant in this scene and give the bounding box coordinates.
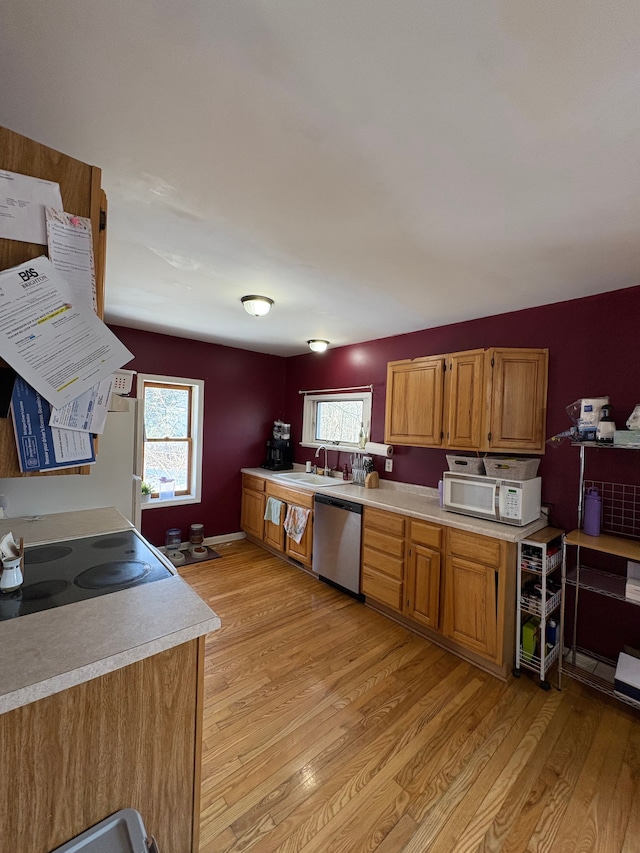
[141,482,153,503]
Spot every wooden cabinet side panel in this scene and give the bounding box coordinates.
[489,349,549,452]
[385,358,445,446]
[0,125,104,479]
[0,642,200,853]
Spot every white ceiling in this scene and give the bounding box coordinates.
[2,2,640,356]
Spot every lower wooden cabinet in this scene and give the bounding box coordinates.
[362,509,443,631]
[241,474,314,568]
[0,640,204,853]
[443,528,509,665]
[361,507,406,611]
[405,520,442,629]
[361,508,515,677]
[241,474,266,540]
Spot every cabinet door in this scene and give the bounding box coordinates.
[264,499,285,552]
[285,511,313,567]
[488,348,548,453]
[241,489,265,540]
[406,543,441,629]
[384,356,445,447]
[444,349,486,450]
[0,125,106,479]
[443,555,498,660]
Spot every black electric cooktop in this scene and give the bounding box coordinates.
[0,529,173,622]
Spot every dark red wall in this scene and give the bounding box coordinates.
[109,325,286,546]
[284,284,640,535]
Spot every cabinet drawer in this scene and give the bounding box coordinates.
[363,528,405,559]
[362,546,404,580]
[362,567,402,611]
[447,529,501,567]
[364,507,406,538]
[410,520,442,549]
[242,474,266,493]
[266,482,314,509]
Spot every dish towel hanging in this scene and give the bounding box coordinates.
[283,505,310,544]
[264,497,284,524]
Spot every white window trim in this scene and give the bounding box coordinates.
[300,391,372,450]
[137,373,204,510]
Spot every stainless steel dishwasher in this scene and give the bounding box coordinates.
[313,493,363,598]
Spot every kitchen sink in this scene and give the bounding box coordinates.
[273,471,345,488]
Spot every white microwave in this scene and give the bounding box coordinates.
[443,471,542,526]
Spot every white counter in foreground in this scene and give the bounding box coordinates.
[0,507,221,714]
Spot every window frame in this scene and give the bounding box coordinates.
[137,373,204,510]
[300,390,372,450]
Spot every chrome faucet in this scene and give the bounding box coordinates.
[315,445,331,476]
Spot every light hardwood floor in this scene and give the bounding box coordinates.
[181,540,640,853]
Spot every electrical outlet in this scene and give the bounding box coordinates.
[385,458,393,472]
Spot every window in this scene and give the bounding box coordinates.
[138,374,204,507]
[301,391,372,448]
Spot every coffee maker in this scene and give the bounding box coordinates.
[262,420,293,471]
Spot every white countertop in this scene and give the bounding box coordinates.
[0,507,221,715]
[242,467,548,543]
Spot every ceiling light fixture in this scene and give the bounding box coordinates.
[307,339,330,353]
[241,295,274,317]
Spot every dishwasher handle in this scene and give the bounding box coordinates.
[314,493,363,513]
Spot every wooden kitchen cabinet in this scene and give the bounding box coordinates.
[443,349,486,449]
[385,347,548,454]
[241,475,315,568]
[0,125,108,479]
[241,474,266,541]
[0,639,204,853]
[361,507,407,611]
[405,520,442,629]
[486,347,548,453]
[362,507,516,679]
[443,528,510,664]
[384,356,445,447]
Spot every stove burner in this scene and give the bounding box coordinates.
[21,580,70,600]
[90,536,130,550]
[25,545,73,565]
[74,560,152,589]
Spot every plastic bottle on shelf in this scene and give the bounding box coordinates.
[583,487,602,536]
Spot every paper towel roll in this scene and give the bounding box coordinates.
[364,442,393,457]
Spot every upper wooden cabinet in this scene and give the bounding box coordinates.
[384,355,445,447]
[0,125,107,478]
[486,348,548,453]
[385,347,549,454]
